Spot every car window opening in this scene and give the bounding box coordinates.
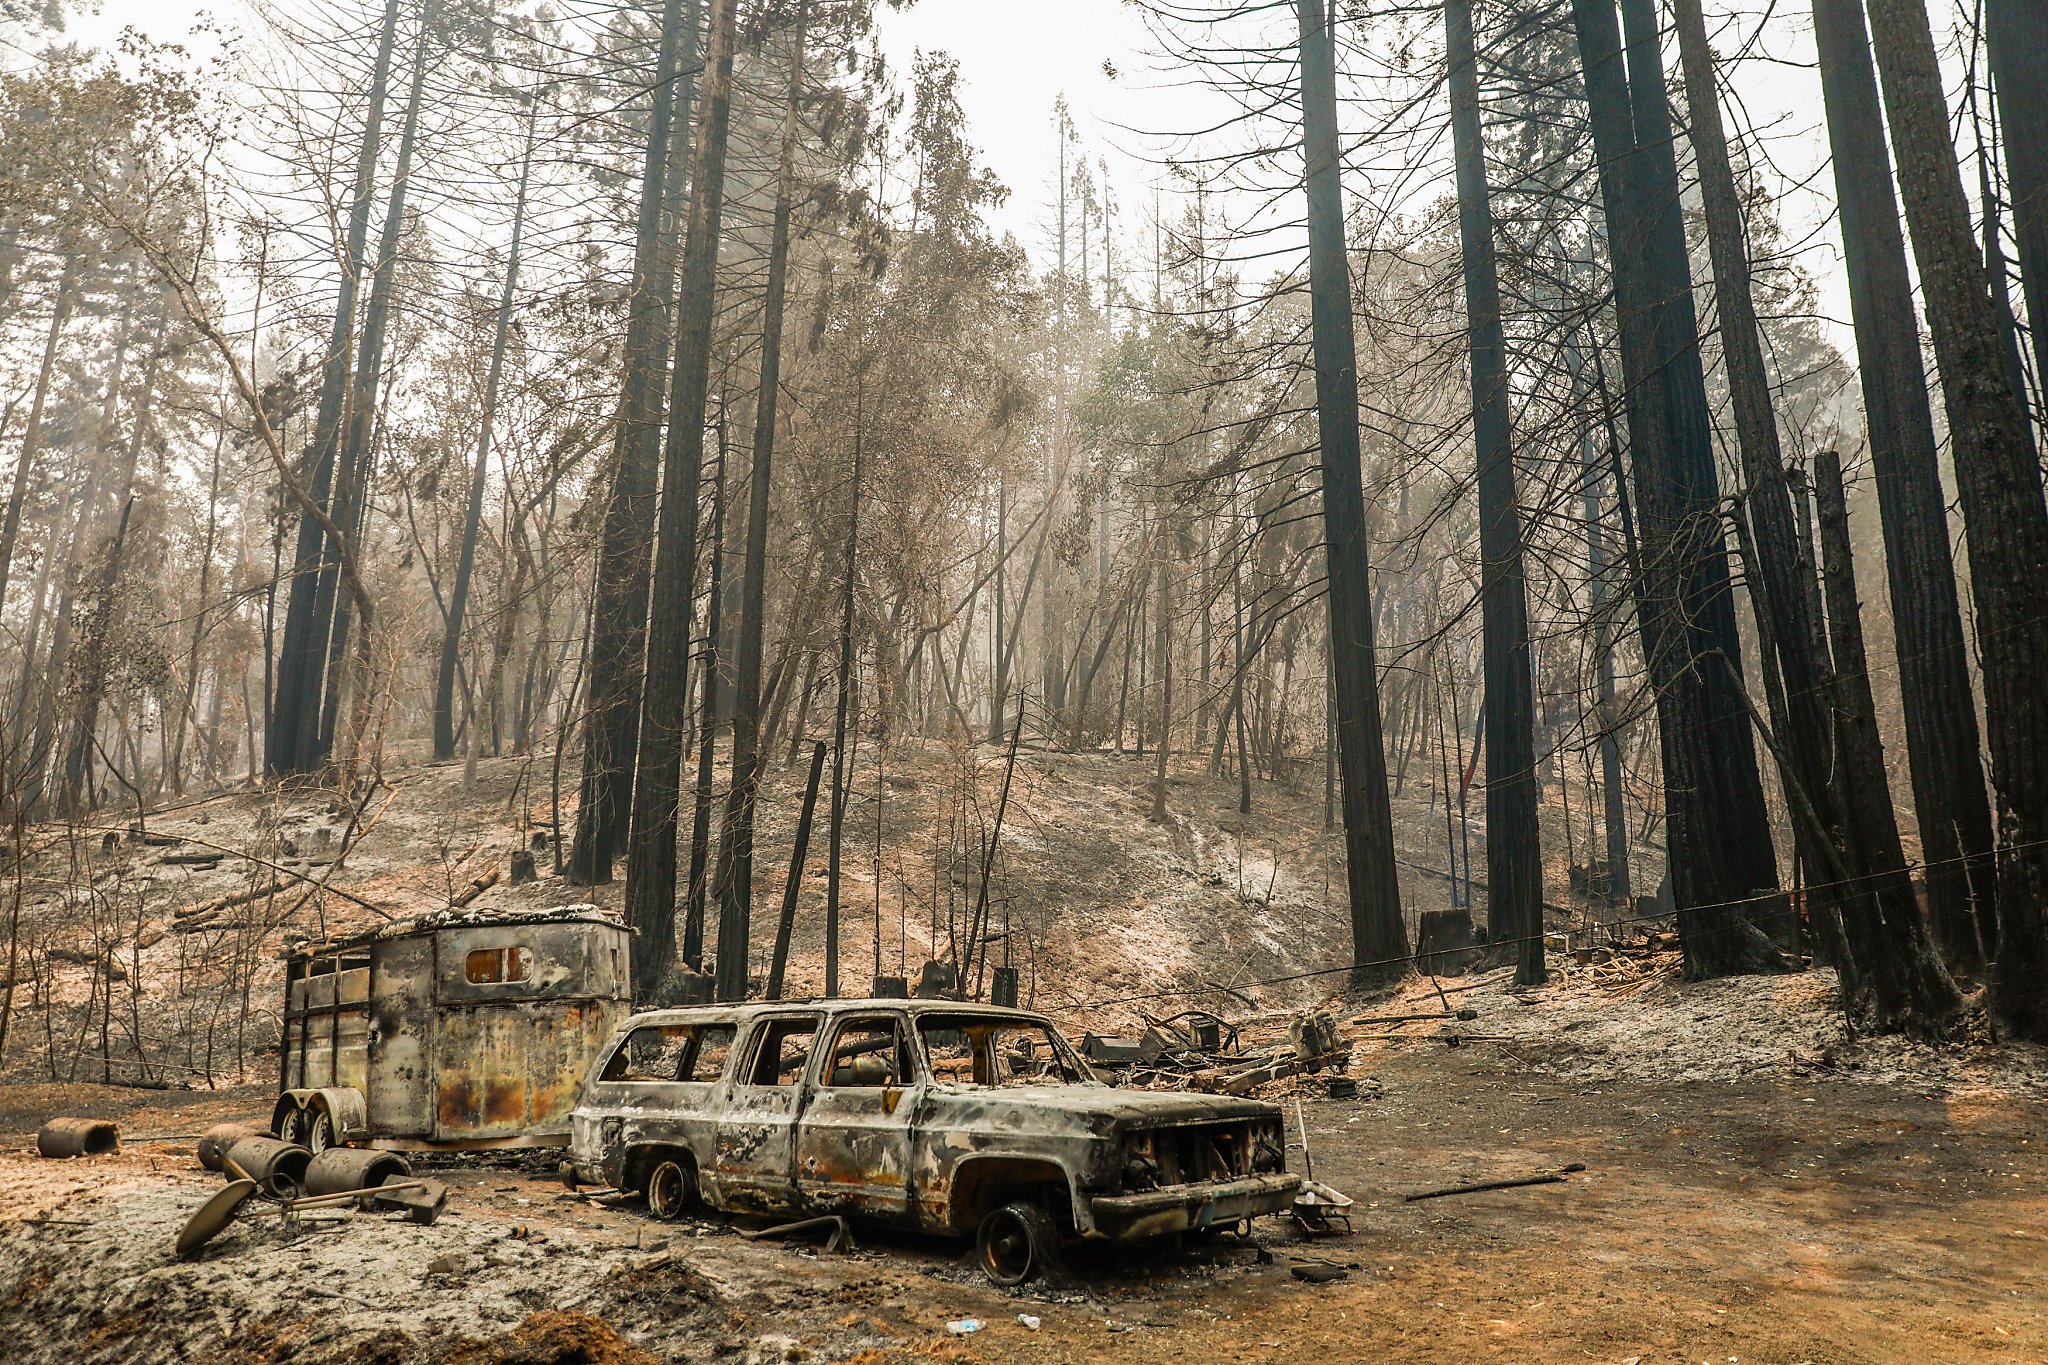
[916,1015,1090,1087]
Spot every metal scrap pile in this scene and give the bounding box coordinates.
[1079,1008,1364,1098]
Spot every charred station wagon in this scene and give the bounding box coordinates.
[568,999,1302,1283]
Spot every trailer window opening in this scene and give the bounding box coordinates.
[465,946,531,984]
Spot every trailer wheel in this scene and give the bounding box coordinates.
[976,1200,1061,1286]
[275,1101,309,1149]
[646,1159,695,1221]
[305,1107,335,1154]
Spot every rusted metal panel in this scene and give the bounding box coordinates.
[366,931,434,1135]
[286,906,631,1146]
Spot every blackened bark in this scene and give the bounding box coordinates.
[1447,0,1543,986]
[269,0,401,776]
[567,0,698,883]
[632,0,737,1002]
[823,410,863,1000]
[1865,0,2048,1041]
[765,741,829,1000]
[684,419,729,970]
[1812,451,1962,1029]
[710,0,810,1003]
[1986,0,2048,396]
[1296,0,1410,980]
[1571,0,1785,977]
[1809,0,1998,967]
[311,3,435,768]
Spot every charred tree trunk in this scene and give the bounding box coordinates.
[269,0,401,776]
[436,94,540,760]
[823,408,863,1000]
[1571,0,1785,977]
[566,0,698,883]
[631,0,737,1003]
[1810,451,1962,1029]
[684,418,729,971]
[1986,0,2048,397]
[308,0,435,770]
[1447,0,1544,985]
[1865,0,2048,1040]
[1809,0,1999,967]
[1296,0,1410,981]
[711,0,810,1004]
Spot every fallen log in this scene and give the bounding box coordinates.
[175,880,286,919]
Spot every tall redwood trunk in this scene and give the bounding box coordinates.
[711,0,811,1001]
[1809,0,1998,964]
[629,0,738,1002]
[1296,0,1409,981]
[1570,0,1785,977]
[1865,0,2048,1040]
[567,0,698,882]
[1446,0,1543,985]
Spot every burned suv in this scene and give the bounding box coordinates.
[567,999,1299,1282]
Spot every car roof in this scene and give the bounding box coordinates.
[616,998,1054,1031]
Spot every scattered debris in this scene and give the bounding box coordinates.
[1017,1314,1041,1331]
[1290,1262,1350,1284]
[946,1319,983,1335]
[737,1215,855,1253]
[1403,1163,1587,1202]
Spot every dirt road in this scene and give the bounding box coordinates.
[0,1039,2040,1364]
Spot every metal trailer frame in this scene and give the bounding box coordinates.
[277,905,632,1151]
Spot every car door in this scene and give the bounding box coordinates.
[793,1012,920,1223]
[709,1012,820,1214]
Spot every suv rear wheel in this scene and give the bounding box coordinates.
[645,1158,695,1221]
[976,1200,1060,1285]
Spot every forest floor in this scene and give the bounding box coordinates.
[0,1011,2040,1365]
[0,746,2041,1361]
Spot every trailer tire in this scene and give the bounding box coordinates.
[976,1200,1061,1286]
[306,1107,335,1154]
[275,1100,310,1149]
[646,1159,695,1221]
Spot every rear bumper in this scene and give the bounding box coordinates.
[1086,1172,1301,1240]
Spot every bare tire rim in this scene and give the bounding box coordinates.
[307,1110,334,1154]
[647,1160,689,1221]
[277,1104,308,1149]
[978,1207,1037,1285]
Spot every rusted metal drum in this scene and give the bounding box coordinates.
[222,1135,312,1198]
[303,1147,410,1205]
[36,1117,119,1158]
[196,1123,266,1172]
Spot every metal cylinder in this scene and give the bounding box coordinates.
[196,1124,267,1172]
[304,1147,410,1205]
[36,1117,118,1159]
[223,1135,313,1198]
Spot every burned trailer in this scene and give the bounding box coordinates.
[276,905,632,1150]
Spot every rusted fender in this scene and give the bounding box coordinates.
[37,1117,118,1158]
[273,1087,368,1145]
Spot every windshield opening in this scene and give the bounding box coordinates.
[916,1014,1092,1088]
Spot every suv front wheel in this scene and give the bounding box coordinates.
[975,1200,1061,1285]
